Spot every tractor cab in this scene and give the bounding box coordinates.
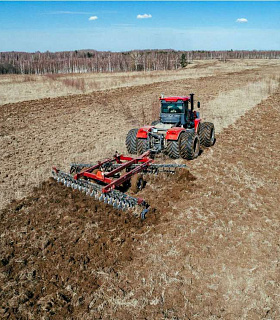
[160,94,199,128]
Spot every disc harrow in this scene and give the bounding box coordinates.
[52,151,187,219]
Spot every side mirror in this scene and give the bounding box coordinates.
[197,101,200,108]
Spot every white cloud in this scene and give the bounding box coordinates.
[89,16,98,21]
[137,14,152,19]
[236,18,248,23]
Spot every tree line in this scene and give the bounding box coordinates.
[0,49,279,75]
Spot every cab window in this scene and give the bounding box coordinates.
[161,102,183,114]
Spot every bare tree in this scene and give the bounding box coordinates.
[0,49,279,75]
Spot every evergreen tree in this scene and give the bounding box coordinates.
[180,53,187,68]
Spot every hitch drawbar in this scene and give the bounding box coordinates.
[52,151,187,218]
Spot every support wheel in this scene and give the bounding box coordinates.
[166,140,180,159]
[199,122,215,147]
[179,131,200,160]
[126,128,138,154]
[137,138,149,155]
[130,174,144,193]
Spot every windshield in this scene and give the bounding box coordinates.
[161,102,183,114]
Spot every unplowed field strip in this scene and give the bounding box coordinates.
[1,59,277,106]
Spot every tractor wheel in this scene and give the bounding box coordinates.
[151,120,160,126]
[166,140,180,159]
[137,138,149,155]
[126,128,138,154]
[179,131,200,160]
[199,122,215,147]
[130,174,144,193]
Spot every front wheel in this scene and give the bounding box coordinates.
[179,131,200,160]
[199,122,215,147]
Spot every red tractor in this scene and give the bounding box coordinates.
[126,93,215,160]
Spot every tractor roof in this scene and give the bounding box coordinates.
[160,96,190,102]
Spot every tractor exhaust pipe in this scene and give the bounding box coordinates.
[190,93,194,111]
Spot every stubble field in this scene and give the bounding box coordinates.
[0,60,280,319]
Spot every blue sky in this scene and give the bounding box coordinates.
[0,1,279,52]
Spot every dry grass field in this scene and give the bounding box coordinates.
[0,59,280,319]
[0,59,274,106]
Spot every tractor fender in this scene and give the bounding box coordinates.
[136,126,153,139]
[165,127,185,141]
[195,119,201,133]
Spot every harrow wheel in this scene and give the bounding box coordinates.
[130,174,144,193]
[137,138,149,155]
[199,122,215,147]
[166,140,180,159]
[179,131,200,160]
[126,128,138,154]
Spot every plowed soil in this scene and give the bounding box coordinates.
[0,64,280,319]
[0,179,159,318]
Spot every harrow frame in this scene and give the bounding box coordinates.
[52,151,187,218]
[73,151,153,193]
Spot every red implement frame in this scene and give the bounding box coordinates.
[73,151,153,193]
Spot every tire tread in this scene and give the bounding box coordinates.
[126,129,138,154]
[167,140,180,159]
[200,122,215,147]
[137,138,149,155]
[180,131,200,160]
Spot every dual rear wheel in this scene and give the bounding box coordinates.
[167,131,200,160]
[126,129,150,155]
[179,131,200,160]
[166,122,215,160]
[199,122,215,147]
